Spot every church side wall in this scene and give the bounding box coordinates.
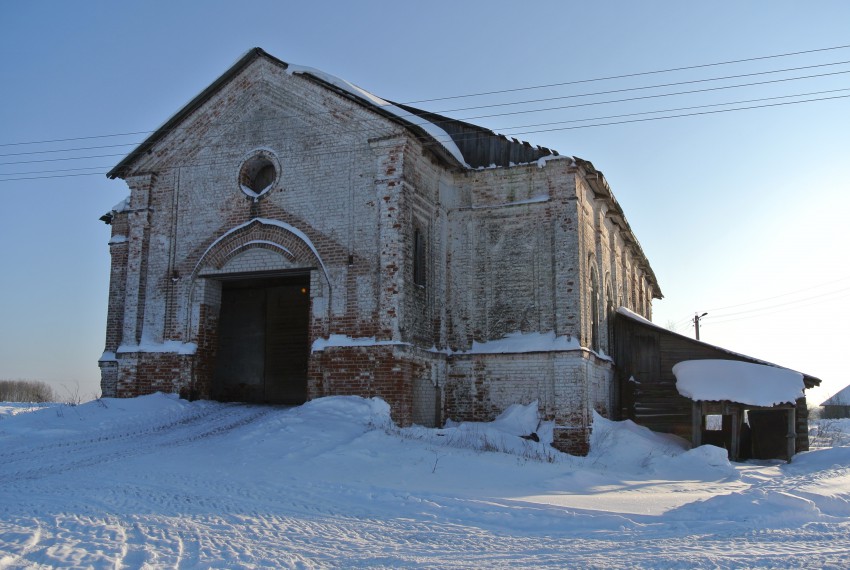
[439,160,618,453]
[445,161,579,350]
[575,173,658,359]
[444,350,613,455]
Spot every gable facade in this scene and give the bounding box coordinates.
[99,49,660,454]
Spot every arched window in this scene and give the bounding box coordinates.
[605,279,615,353]
[589,261,600,352]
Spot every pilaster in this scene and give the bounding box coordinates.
[121,173,154,348]
[370,136,407,340]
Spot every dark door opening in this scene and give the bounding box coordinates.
[747,409,791,460]
[212,274,310,404]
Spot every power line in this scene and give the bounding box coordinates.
[5,61,849,159]
[0,165,115,176]
[702,287,850,323]
[482,87,850,131]
[0,153,128,167]
[713,286,850,317]
[0,142,138,158]
[704,275,850,313]
[505,92,850,137]
[8,77,850,163]
[405,43,850,104]
[1,90,847,182]
[461,69,850,123]
[705,289,850,325]
[2,44,849,150]
[428,59,850,116]
[670,276,850,328]
[2,45,849,179]
[0,129,155,149]
[6,79,849,163]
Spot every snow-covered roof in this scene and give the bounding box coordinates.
[286,64,469,168]
[821,384,850,406]
[616,306,656,327]
[108,48,560,178]
[672,359,805,407]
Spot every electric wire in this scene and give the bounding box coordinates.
[5,71,849,164]
[691,288,850,327]
[704,275,850,313]
[2,89,848,182]
[427,59,850,116]
[5,80,849,163]
[1,86,848,176]
[461,69,850,123]
[507,92,850,136]
[3,45,850,181]
[707,286,850,318]
[2,48,849,151]
[672,276,850,329]
[704,288,850,325]
[404,43,850,104]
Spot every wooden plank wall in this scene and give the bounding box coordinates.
[613,314,811,449]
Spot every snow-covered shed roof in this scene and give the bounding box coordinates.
[672,359,805,407]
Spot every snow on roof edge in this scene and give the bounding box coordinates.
[616,306,656,327]
[286,64,470,168]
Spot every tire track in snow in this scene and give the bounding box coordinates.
[9,510,846,569]
[0,404,277,486]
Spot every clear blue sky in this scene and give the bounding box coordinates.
[1,1,848,403]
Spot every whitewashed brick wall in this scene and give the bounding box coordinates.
[102,53,658,450]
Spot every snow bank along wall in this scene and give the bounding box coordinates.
[99,49,660,455]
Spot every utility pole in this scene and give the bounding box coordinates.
[693,312,708,340]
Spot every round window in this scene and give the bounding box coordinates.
[238,150,280,199]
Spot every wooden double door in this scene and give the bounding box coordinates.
[212,275,310,404]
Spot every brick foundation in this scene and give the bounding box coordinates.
[552,427,591,456]
[112,353,193,398]
[309,345,441,428]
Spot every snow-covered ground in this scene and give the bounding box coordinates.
[1,396,849,568]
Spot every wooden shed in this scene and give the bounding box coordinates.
[612,309,821,461]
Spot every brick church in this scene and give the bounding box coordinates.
[99,48,661,454]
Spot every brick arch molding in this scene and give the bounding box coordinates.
[190,217,331,288]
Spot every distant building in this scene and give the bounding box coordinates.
[820,385,850,419]
[98,48,660,454]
